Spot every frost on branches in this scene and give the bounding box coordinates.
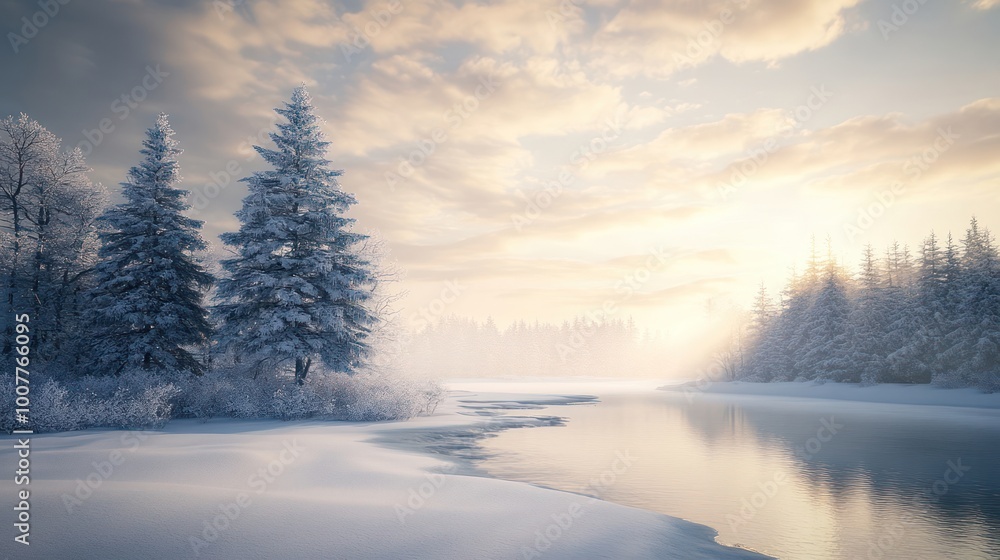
[0,114,105,366]
[85,114,213,376]
[214,86,377,384]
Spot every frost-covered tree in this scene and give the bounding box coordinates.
[849,245,889,384]
[944,219,1000,386]
[797,259,853,381]
[934,233,966,375]
[85,114,213,376]
[878,242,923,382]
[748,283,774,337]
[898,232,947,382]
[0,114,105,364]
[214,86,376,384]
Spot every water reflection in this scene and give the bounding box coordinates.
[476,390,1000,560]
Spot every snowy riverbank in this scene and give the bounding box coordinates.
[658,380,1000,409]
[0,384,770,560]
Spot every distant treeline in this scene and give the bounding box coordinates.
[726,218,1000,391]
[404,315,669,378]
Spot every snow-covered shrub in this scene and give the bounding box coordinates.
[0,373,180,433]
[70,373,179,429]
[29,381,83,432]
[271,385,319,420]
[172,362,441,422]
[99,384,179,429]
[174,368,275,419]
[328,372,444,421]
[1,365,443,434]
[979,375,1000,393]
[0,381,23,433]
[933,370,1000,393]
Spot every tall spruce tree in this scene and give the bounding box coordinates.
[850,244,889,384]
[85,114,213,375]
[950,219,1000,386]
[214,86,376,384]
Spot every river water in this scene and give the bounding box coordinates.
[470,383,1000,560]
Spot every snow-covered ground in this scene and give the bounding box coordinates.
[0,383,770,560]
[658,379,1000,409]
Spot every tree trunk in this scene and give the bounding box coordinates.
[295,356,311,385]
[30,204,47,356]
[3,162,26,356]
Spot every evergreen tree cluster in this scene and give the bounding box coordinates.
[738,221,1000,391]
[1,87,377,385]
[405,315,669,378]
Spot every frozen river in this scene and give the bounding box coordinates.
[463,381,1000,560]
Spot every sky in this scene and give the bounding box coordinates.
[1,0,999,357]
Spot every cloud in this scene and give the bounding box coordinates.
[361,0,583,55]
[706,97,1000,197]
[588,0,863,78]
[5,0,999,336]
[971,0,1000,9]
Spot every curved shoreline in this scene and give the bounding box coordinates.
[370,385,774,559]
[0,383,773,560]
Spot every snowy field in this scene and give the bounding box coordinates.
[0,382,770,560]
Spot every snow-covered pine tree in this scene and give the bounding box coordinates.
[849,244,889,384]
[881,241,923,382]
[748,283,774,337]
[85,114,213,376]
[797,256,853,381]
[742,283,786,381]
[947,218,1000,388]
[214,86,376,385]
[766,265,807,380]
[785,239,825,379]
[903,231,946,382]
[935,232,966,377]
